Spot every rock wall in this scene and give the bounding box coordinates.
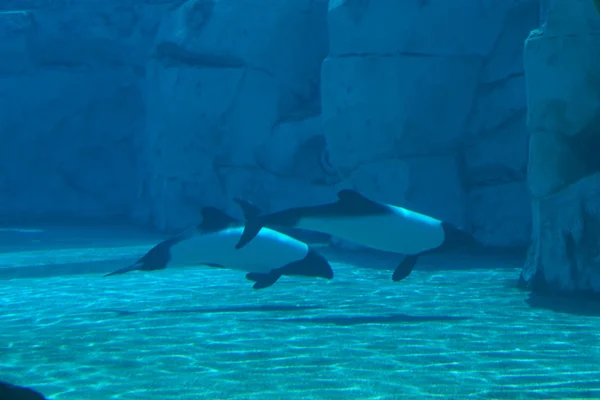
[136,0,332,231]
[0,2,168,222]
[322,0,538,247]
[521,0,600,294]
[0,0,540,248]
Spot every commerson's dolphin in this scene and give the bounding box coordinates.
[234,189,475,282]
[104,206,334,289]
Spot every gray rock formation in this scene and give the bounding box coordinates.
[322,0,538,246]
[0,0,540,249]
[0,2,166,222]
[137,0,332,230]
[521,0,600,294]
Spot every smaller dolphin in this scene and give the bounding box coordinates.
[104,206,333,289]
[233,190,476,282]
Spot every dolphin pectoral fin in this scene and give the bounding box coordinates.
[246,271,282,289]
[278,247,334,280]
[235,220,263,249]
[392,255,419,282]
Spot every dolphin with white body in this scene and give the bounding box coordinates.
[233,190,476,282]
[104,206,334,289]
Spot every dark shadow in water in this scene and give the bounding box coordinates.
[319,246,527,273]
[245,313,471,326]
[525,292,600,317]
[103,304,326,317]
[501,278,531,291]
[0,380,46,400]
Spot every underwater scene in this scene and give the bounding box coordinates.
[2,0,600,399]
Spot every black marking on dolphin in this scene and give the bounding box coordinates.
[103,236,183,277]
[236,190,389,229]
[104,207,334,289]
[234,190,476,282]
[246,246,333,289]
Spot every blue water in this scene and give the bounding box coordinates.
[1,228,600,399]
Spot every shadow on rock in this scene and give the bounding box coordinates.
[246,313,471,326]
[103,304,326,317]
[525,292,600,317]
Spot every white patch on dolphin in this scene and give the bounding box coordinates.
[104,207,334,289]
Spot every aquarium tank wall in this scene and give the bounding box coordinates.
[0,0,538,245]
[2,0,600,399]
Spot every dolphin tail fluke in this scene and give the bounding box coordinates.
[233,198,262,219]
[233,198,264,249]
[392,254,419,282]
[246,271,281,289]
[441,222,477,250]
[235,220,263,249]
[104,263,142,277]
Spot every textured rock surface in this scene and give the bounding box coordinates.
[522,0,600,294]
[322,0,538,245]
[1,0,539,248]
[523,173,600,294]
[525,1,600,198]
[468,182,531,248]
[0,3,167,222]
[137,0,330,230]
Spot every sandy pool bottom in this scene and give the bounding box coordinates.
[2,256,600,399]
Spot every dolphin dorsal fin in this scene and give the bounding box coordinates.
[337,189,373,204]
[233,198,262,220]
[199,207,237,232]
[336,189,390,214]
